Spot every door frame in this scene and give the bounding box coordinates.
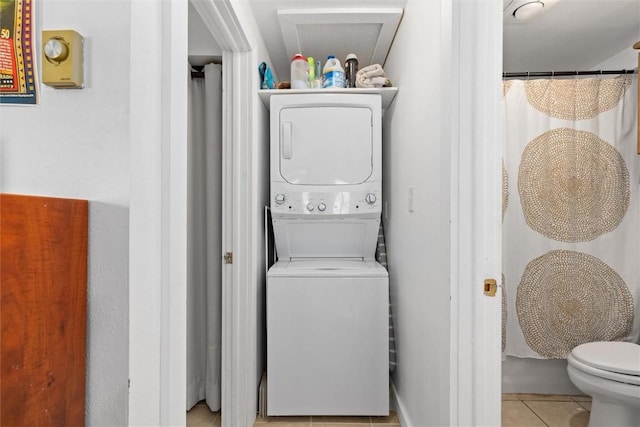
[128,0,189,424]
[188,1,255,426]
[449,0,502,425]
[129,0,254,425]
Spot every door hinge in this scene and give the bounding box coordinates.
[483,278,497,297]
[224,252,233,264]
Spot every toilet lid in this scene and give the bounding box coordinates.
[571,342,640,376]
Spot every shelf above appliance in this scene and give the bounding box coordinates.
[258,87,398,111]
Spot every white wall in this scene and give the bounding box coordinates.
[224,0,273,422]
[502,357,581,395]
[0,1,130,425]
[382,0,452,425]
[592,44,639,70]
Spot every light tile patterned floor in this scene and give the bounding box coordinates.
[187,394,592,427]
[502,394,591,427]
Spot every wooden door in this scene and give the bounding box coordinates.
[1,194,88,426]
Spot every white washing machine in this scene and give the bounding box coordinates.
[267,259,388,416]
[267,94,389,416]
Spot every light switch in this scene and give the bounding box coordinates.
[42,30,84,88]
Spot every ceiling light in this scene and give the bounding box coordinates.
[513,1,545,20]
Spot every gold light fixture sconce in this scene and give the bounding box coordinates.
[42,30,84,88]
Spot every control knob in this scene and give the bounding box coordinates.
[306,203,314,212]
[274,193,286,205]
[365,193,377,204]
[318,202,326,212]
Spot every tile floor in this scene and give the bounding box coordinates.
[502,393,591,427]
[187,394,592,427]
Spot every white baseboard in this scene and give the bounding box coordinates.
[502,357,581,394]
[390,380,411,427]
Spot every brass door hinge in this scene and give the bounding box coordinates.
[224,252,233,264]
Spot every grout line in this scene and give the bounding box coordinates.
[521,400,550,427]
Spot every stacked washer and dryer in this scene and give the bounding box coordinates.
[267,93,389,416]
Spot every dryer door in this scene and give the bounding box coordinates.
[278,106,373,185]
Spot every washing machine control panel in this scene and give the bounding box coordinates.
[272,189,381,217]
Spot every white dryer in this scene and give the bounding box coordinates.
[269,93,383,257]
[267,93,389,416]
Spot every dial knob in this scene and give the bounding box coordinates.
[44,38,69,62]
[306,203,314,212]
[318,202,326,212]
[274,194,286,205]
[365,193,377,204]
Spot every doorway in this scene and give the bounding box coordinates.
[186,61,223,419]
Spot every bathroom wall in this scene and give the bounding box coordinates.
[592,44,639,70]
[0,0,130,425]
[502,357,581,394]
[382,0,452,425]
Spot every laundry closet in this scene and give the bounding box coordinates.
[186,0,407,419]
[184,1,500,425]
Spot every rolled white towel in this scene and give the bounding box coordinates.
[359,64,385,78]
[356,64,392,88]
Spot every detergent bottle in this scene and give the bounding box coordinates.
[322,55,345,88]
[290,54,309,89]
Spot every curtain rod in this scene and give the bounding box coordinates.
[503,69,637,79]
[191,65,204,78]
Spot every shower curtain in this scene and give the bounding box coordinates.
[187,63,223,410]
[502,75,639,359]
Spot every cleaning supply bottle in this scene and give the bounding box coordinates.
[313,60,323,88]
[344,53,359,88]
[290,54,309,89]
[322,55,345,88]
[307,56,315,88]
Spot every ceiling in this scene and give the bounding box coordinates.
[188,1,640,74]
[503,0,640,72]
[247,0,408,81]
[188,1,222,66]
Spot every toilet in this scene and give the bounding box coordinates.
[567,341,640,427]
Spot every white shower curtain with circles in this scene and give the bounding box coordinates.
[502,75,639,359]
[187,63,223,410]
